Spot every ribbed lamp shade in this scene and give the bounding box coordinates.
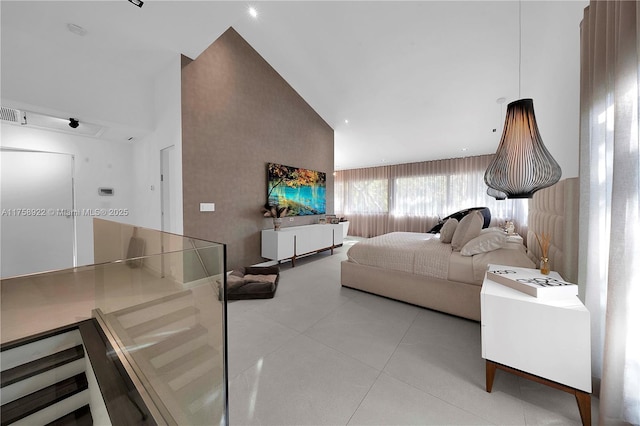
[486,187,507,200]
[484,98,562,198]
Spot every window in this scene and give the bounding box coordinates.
[335,154,527,237]
[393,175,447,217]
[342,179,388,214]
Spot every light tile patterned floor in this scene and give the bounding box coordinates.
[1,237,598,425]
[227,238,598,425]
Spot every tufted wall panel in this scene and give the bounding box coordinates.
[526,178,580,283]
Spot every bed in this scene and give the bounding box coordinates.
[340,178,579,321]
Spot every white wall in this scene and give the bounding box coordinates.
[131,55,183,234]
[0,53,182,271]
[0,124,135,267]
[522,1,586,178]
[0,15,155,135]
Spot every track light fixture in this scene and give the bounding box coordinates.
[128,0,144,8]
[69,118,79,129]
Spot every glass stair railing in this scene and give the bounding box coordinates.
[0,219,228,426]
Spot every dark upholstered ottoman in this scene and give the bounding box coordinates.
[224,265,280,300]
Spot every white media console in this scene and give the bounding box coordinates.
[261,223,344,266]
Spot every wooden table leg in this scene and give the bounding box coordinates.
[486,360,497,393]
[575,390,591,426]
[486,360,591,426]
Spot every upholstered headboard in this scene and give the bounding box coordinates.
[526,178,580,283]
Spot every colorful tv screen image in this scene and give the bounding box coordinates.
[267,163,326,216]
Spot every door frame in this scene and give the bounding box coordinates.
[160,145,175,234]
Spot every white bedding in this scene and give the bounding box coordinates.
[346,231,536,285]
[346,232,450,279]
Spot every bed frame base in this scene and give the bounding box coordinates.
[341,260,481,321]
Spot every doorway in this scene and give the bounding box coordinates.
[1,149,75,278]
[160,145,175,234]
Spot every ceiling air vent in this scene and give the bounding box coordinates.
[0,107,105,137]
[0,107,26,124]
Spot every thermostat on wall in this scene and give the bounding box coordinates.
[98,187,114,196]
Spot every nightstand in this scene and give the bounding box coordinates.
[481,272,592,425]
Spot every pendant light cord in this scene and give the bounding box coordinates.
[518,0,522,98]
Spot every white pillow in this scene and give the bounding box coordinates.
[460,231,507,256]
[451,211,484,251]
[439,218,458,243]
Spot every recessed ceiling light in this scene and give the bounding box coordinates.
[67,23,87,36]
[248,7,258,18]
[344,119,349,124]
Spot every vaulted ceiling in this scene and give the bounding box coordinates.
[1,1,587,170]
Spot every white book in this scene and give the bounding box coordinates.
[486,264,578,299]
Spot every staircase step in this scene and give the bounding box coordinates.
[0,358,85,406]
[111,290,195,330]
[142,325,207,361]
[110,289,193,317]
[126,306,199,338]
[45,404,92,426]
[1,329,82,372]
[1,373,88,426]
[175,367,224,417]
[156,345,218,389]
[1,345,84,388]
[10,390,88,426]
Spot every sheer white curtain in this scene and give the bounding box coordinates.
[580,2,639,424]
[335,154,528,238]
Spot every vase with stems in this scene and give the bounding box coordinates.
[261,203,288,231]
[540,257,550,275]
[536,232,551,275]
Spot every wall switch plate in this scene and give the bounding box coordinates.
[200,203,215,212]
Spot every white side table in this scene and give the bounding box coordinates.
[481,271,591,425]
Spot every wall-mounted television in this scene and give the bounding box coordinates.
[267,163,326,216]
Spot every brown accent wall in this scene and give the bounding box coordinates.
[181,28,334,270]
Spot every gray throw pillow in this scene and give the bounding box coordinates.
[439,218,458,243]
[451,211,484,251]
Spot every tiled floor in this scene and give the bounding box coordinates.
[1,237,598,425]
[227,238,598,425]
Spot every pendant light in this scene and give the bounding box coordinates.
[487,187,507,200]
[484,1,561,199]
[486,99,508,201]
